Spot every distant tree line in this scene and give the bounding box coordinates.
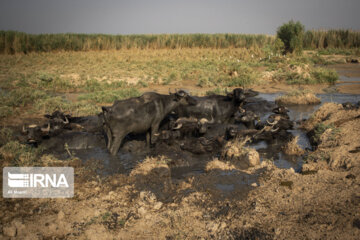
[0,29,359,54]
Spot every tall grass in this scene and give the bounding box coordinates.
[1,30,359,55]
[303,29,360,49]
[0,31,274,54]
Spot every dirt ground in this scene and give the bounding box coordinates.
[1,51,360,239]
[1,103,360,239]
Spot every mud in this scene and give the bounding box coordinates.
[329,63,360,94]
[2,87,360,239]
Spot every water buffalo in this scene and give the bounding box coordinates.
[234,107,259,129]
[242,99,276,119]
[21,124,51,144]
[41,131,105,153]
[102,90,197,155]
[22,110,104,146]
[175,88,258,123]
[169,117,209,136]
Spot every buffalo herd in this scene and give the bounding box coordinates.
[21,88,296,161]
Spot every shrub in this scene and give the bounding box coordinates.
[311,67,338,84]
[311,123,339,146]
[277,20,305,54]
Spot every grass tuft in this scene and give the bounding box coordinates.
[0,141,43,166]
[275,90,321,105]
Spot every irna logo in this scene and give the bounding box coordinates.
[3,167,74,198]
[8,172,69,188]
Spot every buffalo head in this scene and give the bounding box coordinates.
[22,123,50,144]
[173,90,197,106]
[226,88,258,104]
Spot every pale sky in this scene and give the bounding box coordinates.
[0,0,359,35]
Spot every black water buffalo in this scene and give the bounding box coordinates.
[21,109,105,146]
[234,107,259,129]
[22,110,71,144]
[41,131,105,153]
[21,124,51,144]
[175,88,258,123]
[102,90,197,155]
[242,99,276,119]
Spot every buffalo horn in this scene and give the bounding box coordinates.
[41,123,51,132]
[63,116,69,124]
[199,118,208,125]
[22,125,27,133]
[266,119,278,126]
[271,127,280,132]
[173,123,183,130]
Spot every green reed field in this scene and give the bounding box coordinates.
[1,30,360,54]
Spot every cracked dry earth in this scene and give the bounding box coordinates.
[1,103,360,239]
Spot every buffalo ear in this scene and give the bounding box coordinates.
[102,106,112,113]
[226,92,234,99]
[174,90,187,101]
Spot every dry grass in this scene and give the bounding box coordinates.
[0,49,263,87]
[205,158,236,172]
[221,137,260,168]
[222,136,251,159]
[275,90,321,105]
[282,136,305,156]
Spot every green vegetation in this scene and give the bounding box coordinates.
[0,47,346,122]
[303,29,360,49]
[1,29,359,55]
[0,127,13,146]
[34,97,100,116]
[273,61,338,85]
[205,87,228,96]
[0,141,43,166]
[0,31,274,54]
[312,123,340,145]
[78,88,140,104]
[311,67,338,84]
[277,20,305,54]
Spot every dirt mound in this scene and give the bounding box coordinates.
[304,103,360,170]
[302,102,343,131]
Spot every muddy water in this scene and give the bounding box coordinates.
[52,68,360,195]
[64,92,360,178]
[326,64,360,94]
[257,92,360,171]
